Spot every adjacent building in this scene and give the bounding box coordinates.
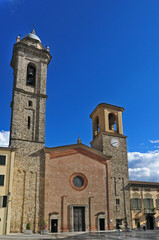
[0,147,15,235]
[130,181,159,230]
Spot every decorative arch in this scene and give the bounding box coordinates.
[144,193,152,198]
[132,192,141,198]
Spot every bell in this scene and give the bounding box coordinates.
[28,72,33,77]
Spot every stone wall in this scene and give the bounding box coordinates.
[10,140,45,233]
[91,133,132,228]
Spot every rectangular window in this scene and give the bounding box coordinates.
[0,175,4,186]
[28,116,31,129]
[0,196,7,208]
[28,100,32,107]
[144,198,154,209]
[2,196,7,208]
[0,155,6,165]
[116,199,120,205]
[131,198,142,210]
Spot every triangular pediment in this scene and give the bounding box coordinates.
[45,143,111,165]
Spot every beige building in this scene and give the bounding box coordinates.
[0,147,15,235]
[130,181,159,230]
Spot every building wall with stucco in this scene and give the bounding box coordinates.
[130,181,159,229]
[0,147,15,235]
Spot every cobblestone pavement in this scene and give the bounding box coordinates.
[0,230,159,240]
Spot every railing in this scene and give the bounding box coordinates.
[144,208,156,214]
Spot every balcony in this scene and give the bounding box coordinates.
[144,208,156,215]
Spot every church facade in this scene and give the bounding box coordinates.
[0,30,132,234]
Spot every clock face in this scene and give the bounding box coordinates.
[111,138,119,148]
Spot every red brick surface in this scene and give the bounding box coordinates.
[44,149,109,232]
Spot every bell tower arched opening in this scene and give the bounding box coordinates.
[108,113,117,132]
[93,116,100,138]
[26,63,36,87]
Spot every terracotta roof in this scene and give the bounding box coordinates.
[44,143,111,163]
[90,103,124,118]
[129,180,159,187]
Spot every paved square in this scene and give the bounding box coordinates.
[64,230,159,240]
[0,230,159,240]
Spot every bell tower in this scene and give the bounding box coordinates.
[9,30,51,233]
[90,103,131,228]
[10,30,51,145]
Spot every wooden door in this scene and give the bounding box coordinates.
[51,219,58,232]
[74,207,85,231]
[99,218,105,230]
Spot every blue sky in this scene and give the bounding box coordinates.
[1,0,159,181]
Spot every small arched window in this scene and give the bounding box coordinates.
[96,117,100,133]
[109,113,117,131]
[93,116,100,138]
[94,116,100,137]
[26,64,36,86]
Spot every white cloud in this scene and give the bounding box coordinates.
[0,131,10,147]
[128,150,159,162]
[129,168,150,179]
[128,150,159,182]
[149,139,159,144]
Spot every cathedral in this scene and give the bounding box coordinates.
[2,30,158,235]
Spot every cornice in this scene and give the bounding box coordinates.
[90,103,124,118]
[14,88,48,99]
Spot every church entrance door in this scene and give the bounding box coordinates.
[73,207,85,231]
[51,219,58,232]
[99,218,105,230]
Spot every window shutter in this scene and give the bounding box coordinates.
[139,199,142,209]
[132,199,136,209]
[150,199,154,209]
[144,199,147,208]
[156,199,159,209]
